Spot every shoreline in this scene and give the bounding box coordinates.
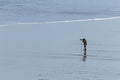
[1,16,120,27]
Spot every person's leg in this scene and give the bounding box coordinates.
[83,48,86,55]
[84,45,86,49]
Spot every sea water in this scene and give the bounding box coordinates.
[0,0,120,24]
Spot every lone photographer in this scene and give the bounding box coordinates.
[80,38,87,50]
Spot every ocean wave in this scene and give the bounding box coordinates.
[0,24,10,27]
[110,9,120,12]
[1,16,120,27]
[17,16,120,24]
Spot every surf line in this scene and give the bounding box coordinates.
[17,16,120,25]
[1,16,120,27]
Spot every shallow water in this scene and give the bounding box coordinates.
[0,19,120,80]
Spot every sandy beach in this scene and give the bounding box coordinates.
[0,19,120,80]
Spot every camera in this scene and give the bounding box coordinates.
[80,39,83,41]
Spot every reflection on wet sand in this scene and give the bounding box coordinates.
[82,49,87,61]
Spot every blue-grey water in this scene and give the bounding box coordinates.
[0,0,120,24]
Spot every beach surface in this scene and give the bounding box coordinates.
[0,19,120,80]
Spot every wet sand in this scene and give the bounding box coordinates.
[0,19,120,80]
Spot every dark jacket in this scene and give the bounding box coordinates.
[82,38,87,46]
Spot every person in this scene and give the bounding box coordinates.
[80,38,87,50]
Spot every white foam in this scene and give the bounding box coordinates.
[17,16,120,25]
[0,16,120,27]
[0,24,10,27]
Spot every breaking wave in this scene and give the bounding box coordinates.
[16,16,120,24]
[0,16,120,27]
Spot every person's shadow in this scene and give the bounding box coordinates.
[82,49,87,61]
